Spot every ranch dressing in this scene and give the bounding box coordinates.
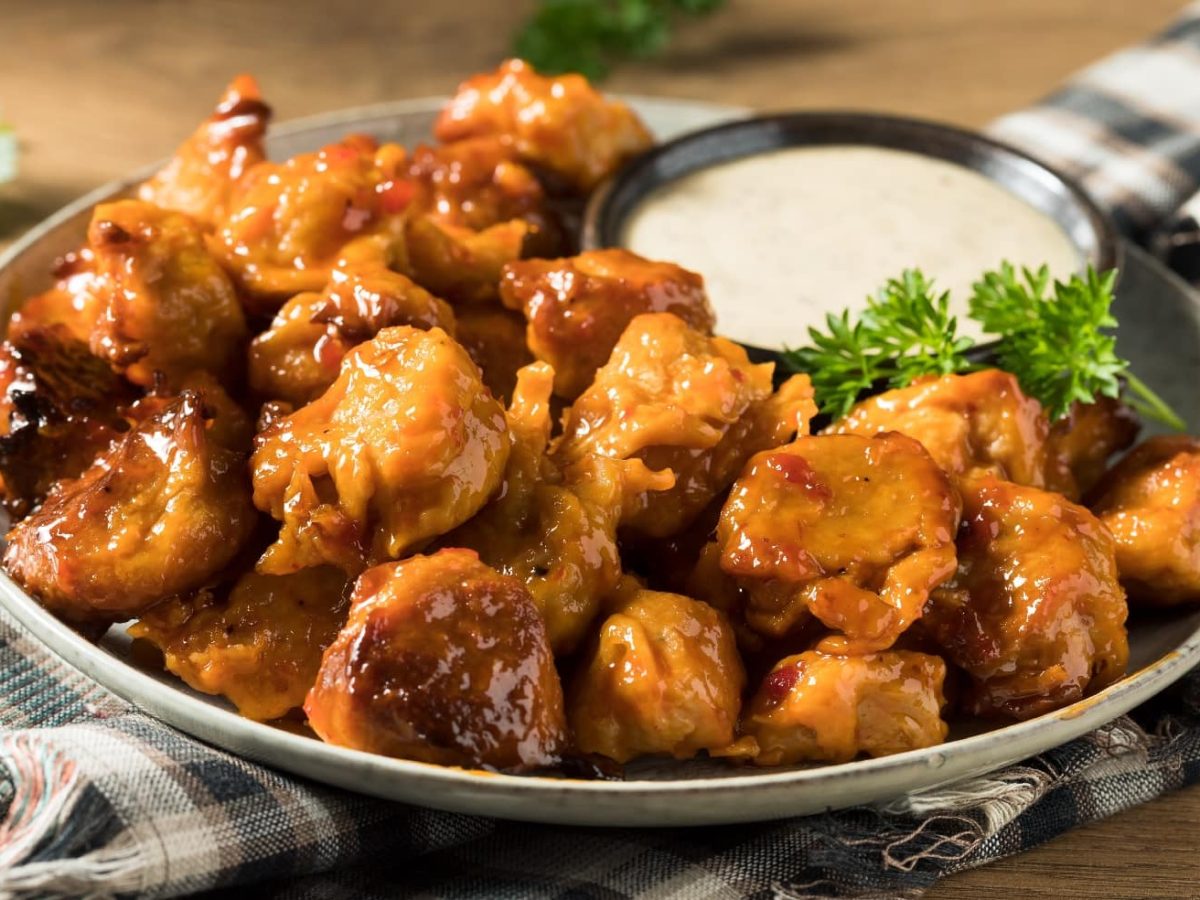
[621,145,1083,348]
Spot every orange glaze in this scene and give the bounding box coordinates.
[556,312,816,538]
[3,391,256,625]
[213,134,408,305]
[740,650,948,765]
[8,249,101,345]
[499,249,717,398]
[0,325,136,515]
[1089,436,1200,605]
[251,326,510,575]
[138,74,271,228]
[131,566,350,721]
[305,548,567,769]
[829,369,1077,495]
[442,363,670,655]
[926,475,1128,719]
[87,200,248,388]
[248,264,455,405]
[718,432,961,653]
[569,579,745,763]
[434,59,653,192]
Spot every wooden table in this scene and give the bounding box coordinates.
[2,1,1197,896]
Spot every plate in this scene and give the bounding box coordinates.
[0,99,1198,827]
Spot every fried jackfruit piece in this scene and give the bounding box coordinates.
[443,363,670,655]
[926,476,1129,719]
[717,432,961,653]
[213,135,410,305]
[3,391,257,625]
[499,250,717,399]
[740,651,948,765]
[251,326,510,576]
[829,370,1077,494]
[402,214,530,305]
[556,313,816,538]
[8,249,101,345]
[130,566,350,721]
[248,265,456,405]
[453,307,534,404]
[1049,396,1139,498]
[87,200,248,388]
[0,326,136,516]
[305,548,567,769]
[138,75,271,229]
[568,580,745,763]
[405,136,559,244]
[435,59,653,193]
[1089,435,1200,605]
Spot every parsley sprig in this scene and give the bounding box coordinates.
[785,271,974,420]
[782,263,1184,429]
[513,0,726,81]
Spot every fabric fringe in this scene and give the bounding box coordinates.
[0,734,143,899]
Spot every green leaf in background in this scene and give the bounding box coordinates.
[0,121,15,184]
[513,0,727,80]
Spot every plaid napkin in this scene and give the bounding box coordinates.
[7,6,1200,899]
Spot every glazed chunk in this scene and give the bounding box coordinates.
[0,326,136,516]
[740,651,948,765]
[138,75,270,228]
[569,581,745,763]
[305,549,567,769]
[434,58,653,192]
[556,313,816,538]
[87,200,248,387]
[248,265,455,405]
[3,392,256,625]
[444,364,668,655]
[214,135,409,304]
[1048,397,1139,497]
[130,567,350,721]
[402,214,530,305]
[499,249,717,398]
[1089,436,1200,605]
[8,249,101,344]
[251,326,510,575]
[829,370,1074,494]
[405,137,558,241]
[926,476,1129,719]
[717,432,960,652]
[453,307,534,403]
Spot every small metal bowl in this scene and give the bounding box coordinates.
[582,111,1120,361]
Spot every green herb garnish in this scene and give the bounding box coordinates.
[783,270,975,420]
[513,0,726,81]
[782,262,1184,430]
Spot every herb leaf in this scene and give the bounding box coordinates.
[782,269,976,419]
[783,262,1184,430]
[513,0,726,80]
[969,265,1183,428]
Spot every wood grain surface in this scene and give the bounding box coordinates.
[1,1,1198,896]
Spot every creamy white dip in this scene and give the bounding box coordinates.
[621,145,1083,348]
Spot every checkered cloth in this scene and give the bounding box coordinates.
[6,6,1200,900]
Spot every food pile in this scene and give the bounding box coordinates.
[2,60,1198,774]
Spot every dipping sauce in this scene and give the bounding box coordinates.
[622,145,1083,348]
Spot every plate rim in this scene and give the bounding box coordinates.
[1,97,1198,827]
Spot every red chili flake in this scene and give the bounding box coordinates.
[378,179,416,214]
[763,664,801,704]
[764,453,831,499]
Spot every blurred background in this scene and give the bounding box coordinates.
[0,0,1189,241]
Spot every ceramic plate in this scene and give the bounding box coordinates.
[0,99,1198,827]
